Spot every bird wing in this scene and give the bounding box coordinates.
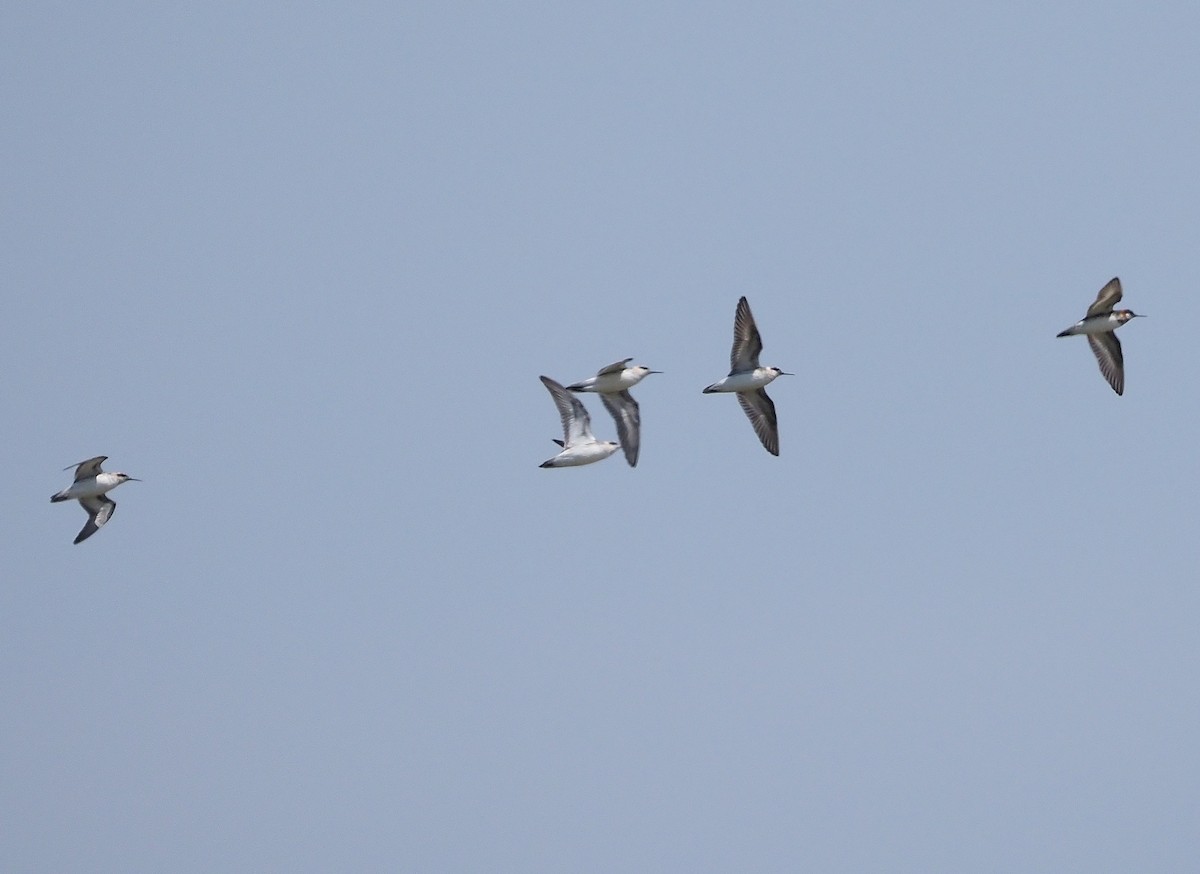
[541,375,594,446]
[600,390,641,467]
[66,456,107,481]
[597,358,633,376]
[736,388,780,456]
[731,296,764,371]
[75,494,115,544]
[1086,277,1123,317]
[1087,332,1125,395]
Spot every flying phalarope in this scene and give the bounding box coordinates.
[539,376,620,468]
[567,358,661,467]
[1056,277,1144,395]
[703,296,793,455]
[51,456,140,544]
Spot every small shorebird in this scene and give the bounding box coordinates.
[539,376,620,468]
[567,358,660,467]
[51,456,140,544]
[703,296,793,455]
[1056,277,1144,396]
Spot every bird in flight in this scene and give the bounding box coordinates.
[538,376,620,468]
[51,456,140,544]
[566,358,660,467]
[703,297,793,455]
[1056,277,1144,395]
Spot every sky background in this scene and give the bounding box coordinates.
[4,3,1199,871]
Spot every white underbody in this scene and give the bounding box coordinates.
[543,442,620,467]
[1062,316,1121,336]
[705,368,780,393]
[54,474,126,501]
[572,370,649,393]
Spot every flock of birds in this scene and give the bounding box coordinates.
[539,295,790,469]
[52,280,1143,543]
[539,278,1143,470]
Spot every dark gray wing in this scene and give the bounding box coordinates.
[541,375,593,445]
[1087,332,1124,395]
[730,296,764,371]
[1086,277,1123,317]
[736,388,779,456]
[600,390,641,467]
[66,456,107,481]
[75,494,115,544]
[597,358,632,376]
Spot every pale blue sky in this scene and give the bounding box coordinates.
[4,3,1200,871]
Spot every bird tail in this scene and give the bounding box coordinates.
[702,384,719,393]
[50,491,70,503]
[539,459,556,468]
[552,439,564,447]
